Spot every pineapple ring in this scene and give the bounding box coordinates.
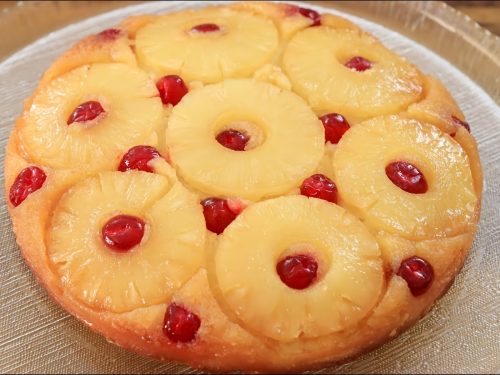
[283,28,423,123]
[135,7,279,83]
[333,116,477,240]
[166,79,325,200]
[214,195,383,341]
[19,63,163,172]
[48,171,206,313]
[229,2,316,41]
[405,75,465,135]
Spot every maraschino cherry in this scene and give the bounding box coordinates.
[97,28,122,40]
[156,75,188,106]
[345,56,372,72]
[300,174,338,204]
[118,145,161,173]
[298,7,321,26]
[319,113,350,144]
[101,215,145,252]
[190,23,220,33]
[216,130,249,151]
[201,198,239,234]
[276,254,318,290]
[285,5,321,26]
[67,101,105,125]
[163,303,201,343]
[386,161,428,194]
[397,256,434,296]
[9,166,47,207]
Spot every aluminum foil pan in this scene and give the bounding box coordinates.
[0,1,498,373]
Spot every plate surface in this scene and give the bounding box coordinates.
[0,1,499,373]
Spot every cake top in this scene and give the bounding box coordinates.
[5,2,481,373]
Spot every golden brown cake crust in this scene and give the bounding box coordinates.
[4,2,482,373]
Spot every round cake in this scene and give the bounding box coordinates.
[4,2,482,373]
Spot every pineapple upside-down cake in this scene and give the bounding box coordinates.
[4,2,482,373]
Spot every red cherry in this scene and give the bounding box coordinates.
[216,130,249,151]
[118,145,161,173]
[156,75,188,106]
[190,23,220,33]
[451,115,471,133]
[386,161,428,194]
[9,166,47,207]
[163,303,201,343]
[298,7,321,26]
[67,101,105,125]
[201,198,238,234]
[300,174,338,204]
[320,113,351,144]
[276,254,318,290]
[345,56,372,72]
[397,256,434,296]
[101,215,145,252]
[97,28,122,40]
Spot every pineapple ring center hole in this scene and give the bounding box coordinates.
[215,120,265,151]
[276,244,329,290]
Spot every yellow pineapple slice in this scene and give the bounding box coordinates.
[405,75,465,134]
[120,15,159,38]
[18,63,164,172]
[229,2,357,68]
[283,28,423,122]
[320,13,360,31]
[229,1,310,41]
[403,76,482,197]
[230,2,358,40]
[38,29,136,88]
[214,195,383,341]
[333,116,477,240]
[453,126,483,196]
[403,76,482,195]
[48,171,206,313]
[166,79,324,200]
[135,6,279,83]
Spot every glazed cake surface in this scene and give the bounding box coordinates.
[4,2,482,373]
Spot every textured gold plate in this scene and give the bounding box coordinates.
[0,1,499,373]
